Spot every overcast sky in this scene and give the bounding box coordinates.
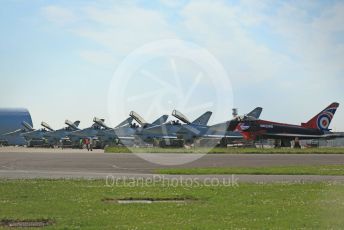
[1,0,343,130]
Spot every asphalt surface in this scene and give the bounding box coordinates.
[1,147,344,183]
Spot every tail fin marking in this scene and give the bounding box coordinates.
[301,102,339,131]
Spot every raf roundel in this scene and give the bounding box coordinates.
[317,114,331,130]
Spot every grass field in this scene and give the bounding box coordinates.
[1,180,344,229]
[157,165,344,175]
[105,146,344,154]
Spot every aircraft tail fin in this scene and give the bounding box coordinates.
[115,117,134,128]
[74,121,80,127]
[192,111,212,125]
[301,102,339,131]
[152,115,168,126]
[247,107,263,119]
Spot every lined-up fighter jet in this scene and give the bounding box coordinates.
[68,119,108,139]
[136,110,213,143]
[19,121,52,146]
[140,107,263,145]
[2,121,37,146]
[129,111,169,129]
[93,116,137,147]
[2,121,35,138]
[42,120,80,146]
[129,112,173,144]
[236,102,342,147]
[95,113,169,146]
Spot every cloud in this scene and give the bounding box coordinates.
[266,1,344,84]
[79,50,117,66]
[159,0,185,8]
[38,1,344,85]
[180,1,292,82]
[41,5,77,26]
[39,0,344,129]
[73,4,177,54]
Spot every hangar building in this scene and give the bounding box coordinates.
[0,108,33,145]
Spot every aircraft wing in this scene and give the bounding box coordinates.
[142,124,168,133]
[178,125,202,136]
[260,132,344,139]
[138,124,179,140]
[139,134,178,139]
[155,135,178,139]
[69,128,98,138]
[203,131,243,139]
[117,136,135,140]
[2,129,23,137]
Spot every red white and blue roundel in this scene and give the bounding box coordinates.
[317,108,336,131]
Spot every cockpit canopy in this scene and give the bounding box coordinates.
[130,111,147,126]
[172,110,190,124]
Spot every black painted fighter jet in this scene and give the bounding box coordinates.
[236,102,342,147]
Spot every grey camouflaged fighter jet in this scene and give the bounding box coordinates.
[129,111,169,129]
[129,111,171,145]
[141,107,263,146]
[18,121,52,147]
[135,110,213,146]
[93,117,137,147]
[94,113,169,146]
[2,121,35,138]
[41,120,80,146]
[68,119,109,143]
[68,118,128,148]
[181,107,263,142]
[2,121,38,146]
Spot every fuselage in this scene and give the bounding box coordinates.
[21,129,49,141]
[237,119,325,140]
[139,120,242,142]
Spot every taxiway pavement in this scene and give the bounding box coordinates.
[1,147,344,183]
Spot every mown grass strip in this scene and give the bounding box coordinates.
[156,165,344,175]
[1,179,344,229]
[105,146,344,154]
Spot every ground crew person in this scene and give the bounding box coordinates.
[89,138,93,151]
[85,138,90,151]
